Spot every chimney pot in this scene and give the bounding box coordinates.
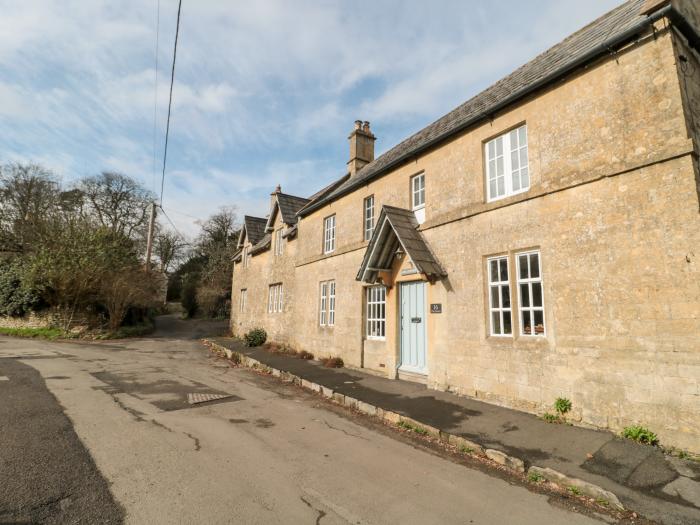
[275,184,281,193]
[347,120,376,177]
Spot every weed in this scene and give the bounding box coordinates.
[397,420,429,435]
[622,425,659,446]
[554,397,572,415]
[320,356,344,368]
[459,445,474,454]
[567,486,581,496]
[528,471,544,483]
[298,350,314,360]
[542,412,560,423]
[596,498,609,506]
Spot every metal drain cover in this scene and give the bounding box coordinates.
[187,393,232,405]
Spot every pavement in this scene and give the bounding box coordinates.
[0,314,615,524]
[210,337,700,525]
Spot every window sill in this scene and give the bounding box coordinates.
[487,187,529,204]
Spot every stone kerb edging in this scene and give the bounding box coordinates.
[202,339,624,511]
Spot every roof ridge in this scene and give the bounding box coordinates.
[300,0,654,217]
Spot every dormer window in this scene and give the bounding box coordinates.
[274,228,284,256]
[411,173,425,224]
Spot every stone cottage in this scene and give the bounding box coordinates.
[232,0,700,452]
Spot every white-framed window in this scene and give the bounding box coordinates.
[411,173,425,224]
[487,256,512,336]
[485,124,529,202]
[516,251,545,336]
[274,228,284,256]
[239,289,247,313]
[323,215,336,254]
[366,285,386,339]
[319,280,335,326]
[363,195,374,241]
[268,283,283,314]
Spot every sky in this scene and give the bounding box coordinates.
[0,0,622,236]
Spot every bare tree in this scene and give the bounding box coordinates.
[77,172,155,241]
[0,163,60,253]
[154,229,188,273]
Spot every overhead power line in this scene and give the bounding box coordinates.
[151,0,161,195]
[159,0,183,207]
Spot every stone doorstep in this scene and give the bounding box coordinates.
[203,339,626,512]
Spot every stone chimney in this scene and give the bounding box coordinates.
[348,120,376,177]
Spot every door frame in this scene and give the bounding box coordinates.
[398,280,428,375]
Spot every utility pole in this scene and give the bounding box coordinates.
[145,202,157,272]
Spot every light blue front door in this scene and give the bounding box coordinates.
[400,281,427,374]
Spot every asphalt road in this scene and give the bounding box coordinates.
[0,315,610,524]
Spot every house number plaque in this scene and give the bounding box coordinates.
[430,303,442,313]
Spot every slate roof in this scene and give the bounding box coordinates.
[301,0,661,217]
[250,233,271,255]
[357,206,446,283]
[267,193,311,230]
[238,215,267,247]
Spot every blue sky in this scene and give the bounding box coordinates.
[0,0,620,236]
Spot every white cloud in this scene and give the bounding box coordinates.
[0,0,622,236]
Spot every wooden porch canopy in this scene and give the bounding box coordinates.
[356,205,447,284]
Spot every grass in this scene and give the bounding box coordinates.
[397,420,429,435]
[0,326,67,340]
[298,350,314,360]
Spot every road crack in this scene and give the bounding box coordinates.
[322,419,368,440]
[184,432,201,451]
[300,496,327,525]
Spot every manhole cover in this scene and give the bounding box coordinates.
[187,393,232,405]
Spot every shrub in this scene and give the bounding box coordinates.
[244,328,267,347]
[298,350,314,360]
[321,356,344,368]
[554,397,572,415]
[0,260,42,317]
[622,425,658,446]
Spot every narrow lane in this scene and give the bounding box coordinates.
[0,319,608,524]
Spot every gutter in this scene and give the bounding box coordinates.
[298,5,675,218]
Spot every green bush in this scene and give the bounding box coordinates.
[244,328,267,347]
[622,425,658,446]
[554,397,572,415]
[0,260,42,317]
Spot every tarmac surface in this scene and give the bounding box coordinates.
[0,359,123,524]
[212,338,700,525]
[0,315,612,525]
